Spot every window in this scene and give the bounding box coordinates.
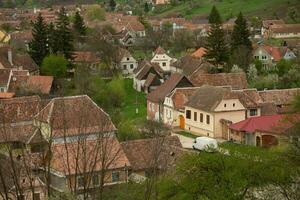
[186,110,191,119]
[130,64,134,69]
[162,62,166,67]
[206,115,210,124]
[77,176,85,188]
[200,113,203,123]
[34,193,41,200]
[112,171,120,182]
[92,175,100,186]
[123,65,127,70]
[127,57,130,61]
[233,103,235,107]
[261,55,267,60]
[224,104,227,108]
[194,112,197,121]
[249,109,257,116]
[254,56,259,59]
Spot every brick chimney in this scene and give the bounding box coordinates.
[8,48,13,66]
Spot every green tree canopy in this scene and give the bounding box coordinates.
[86,4,105,21]
[208,5,222,24]
[41,54,68,78]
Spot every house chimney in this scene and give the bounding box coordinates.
[8,48,13,66]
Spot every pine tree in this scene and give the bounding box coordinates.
[205,6,229,68]
[208,5,222,24]
[109,0,116,11]
[47,22,58,54]
[55,7,74,60]
[29,13,49,66]
[73,10,86,36]
[231,12,252,51]
[144,2,149,13]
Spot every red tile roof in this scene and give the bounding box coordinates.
[73,51,100,63]
[191,47,207,58]
[0,92,15,99]
[51,137,130,175]
[154,46,166,55]
[260,45,289,62]
[229,115,292,134]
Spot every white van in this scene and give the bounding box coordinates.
[192,137,218,152]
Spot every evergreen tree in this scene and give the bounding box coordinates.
[231,12,252,71]
[109,0,116,11]
[231,12,252,51]
[55,7,74,60]
[47,22,58,54]
[208,5,222,24]
[205,6,229,68]
[144,2,149,13]
[29,13,49,66]
[73,10,86,36]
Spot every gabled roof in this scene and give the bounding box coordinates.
[189,72,248,90]
[0,46,39,73]
[0,124,38,144]
[167,87,200,110]
[229,114,292,134]
[116,48,134,63]
[271,24,300,34]
[191,47,207,58]
[73,51,100,63]
[154,46,166,55]
[147,73,194,103]
[0,95,44,124]
[231,89,263,109]
[135,61,163,80]
[51,137,130,175]
[257,45,292,62]
[259,88,300,106]
[185,85,241,112]
[173,55,211,76]
[9,74,54,94]
[35,95,117,138]
[120,136,183,171]
[144,73,160,89]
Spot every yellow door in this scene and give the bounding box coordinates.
[179,115,185,129]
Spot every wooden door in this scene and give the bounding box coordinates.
[179,115,185,129]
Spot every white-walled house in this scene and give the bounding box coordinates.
[151,46,176,72]
[116,48,138,76]
[163,87,199,128]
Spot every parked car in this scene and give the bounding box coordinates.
[192,137,218,152]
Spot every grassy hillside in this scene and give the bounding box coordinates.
[151,0,300,20]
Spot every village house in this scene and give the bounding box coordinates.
[229,114,294,148]
[115,48,138,76]
[133,60,164,92]
[261,20,285,37]
[121,136,183,181]
[49,137,131,194]
[8,70,54,95]
[0,46,39,74]
[33,95,117,143]
[163,87,200,128]
[258,88,300,113]
[0,153,47,200]
[253,44,296,70]
[147,73,194,121]
[184,85,247,138]
[171,55,212,76]
[151,46,176,72]
[191,47,207,59]
[73,51,101,72]
[189,72,249,90]
[263,23,300,39]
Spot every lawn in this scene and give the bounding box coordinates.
[176,131,198,139]
[151,0,300,19]
[120,78,147,123]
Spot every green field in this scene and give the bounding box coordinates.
[151,0,300,20]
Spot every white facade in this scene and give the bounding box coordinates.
[120,55,138,76]
[151,53,175,72]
